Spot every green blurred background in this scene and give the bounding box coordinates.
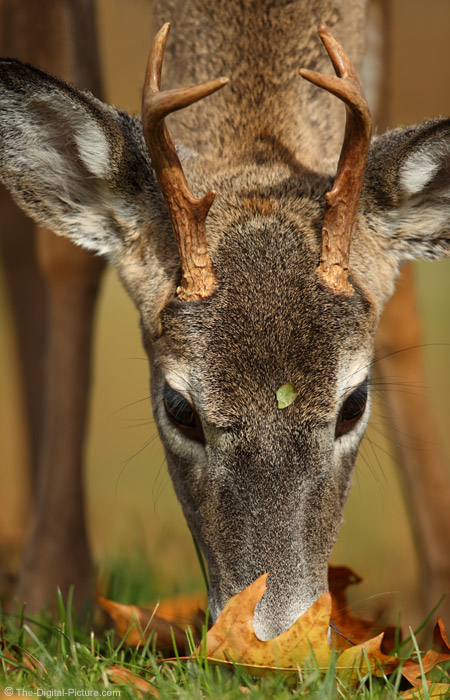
[0,0,449,626]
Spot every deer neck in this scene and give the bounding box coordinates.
[153,0,367,174]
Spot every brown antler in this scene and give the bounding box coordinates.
[299,25,372,296]
[142,23,228,301]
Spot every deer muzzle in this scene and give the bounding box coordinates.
[173,444,344,641]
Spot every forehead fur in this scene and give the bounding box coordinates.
[157,167,376,425]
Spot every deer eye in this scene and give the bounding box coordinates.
[163,383,205,443]
[335,379,368,438]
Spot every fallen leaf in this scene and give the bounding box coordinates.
[201,573,331,674]
[402,683,450,699]
[328,565,398,651]
[156,592,206,628]
[433,617,450,655]
[108,665,160,698]
[98,596,191,653]
[200,572,402,683]
[97,564,392,658]
[336,633,400,688]
[402,618,450,687]
[0,626,45,674]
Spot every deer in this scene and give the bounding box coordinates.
[0,0,449,638]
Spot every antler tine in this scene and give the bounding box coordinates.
[299,25,372,296]
[142,23,229,301]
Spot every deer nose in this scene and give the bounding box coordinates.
[252,581,318,640]
[208,568,328,641]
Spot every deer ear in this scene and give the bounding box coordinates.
[364,118,450,262]
[0,59,164,261]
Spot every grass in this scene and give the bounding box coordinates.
[0,616,440,700]
[1,561,450,700]
[0,611,393,699]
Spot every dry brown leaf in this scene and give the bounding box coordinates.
[199,572,402,683]
[97,564,390,659]
[336,632,400,688]
[402,683,450,699]
[201,573,331,675]
[98,595,191,653]
[329,565,397,651]
[0,627,45,674]
[107,665,160,698]
[402,618,450,688]
[432,617,450,656]
[156,592,206,628]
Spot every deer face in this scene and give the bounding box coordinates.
[133,24,382,637]
[141,173,378,639]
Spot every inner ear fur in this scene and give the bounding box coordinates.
[0,59,165,258]
[362,118,450,262]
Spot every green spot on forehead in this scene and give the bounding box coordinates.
[276,383,298,409]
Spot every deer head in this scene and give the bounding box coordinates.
[0,9,449,639]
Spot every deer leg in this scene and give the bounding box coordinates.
[0,192,45,487]
[375,262,450,621]
[14,229,104,615]
[0,193,45,603]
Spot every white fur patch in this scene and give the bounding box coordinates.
[338,356,369,402]
[399,137,450,196]
[400,151,439,196]
[164,367,194,404]
[74,122,111,178]
[0,90,148,259]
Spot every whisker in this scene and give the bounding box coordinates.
[152,454,170,515]
[362,434,390,493]
[363,433,401,472]
[372,342,450,367]
[116,421,155,431]
[114,431,160,497]
[368,420,439,450]
[110,395,151,416]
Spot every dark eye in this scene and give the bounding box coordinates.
[163,383,205,443]
[335,379,368,438]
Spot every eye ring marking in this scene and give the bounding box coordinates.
[335,378,369,439]
[163,382,205,444]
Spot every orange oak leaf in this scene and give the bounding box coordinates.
[98,596,191,653]
[200,572,402,681]
[107,665,160,698]
[402,683,450,699]
[156,592,206,627]
[336,632,400,688]
[0,626,45,674]
[329,565,397,651]
[201,573,331,675]
[402,618,450,688]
